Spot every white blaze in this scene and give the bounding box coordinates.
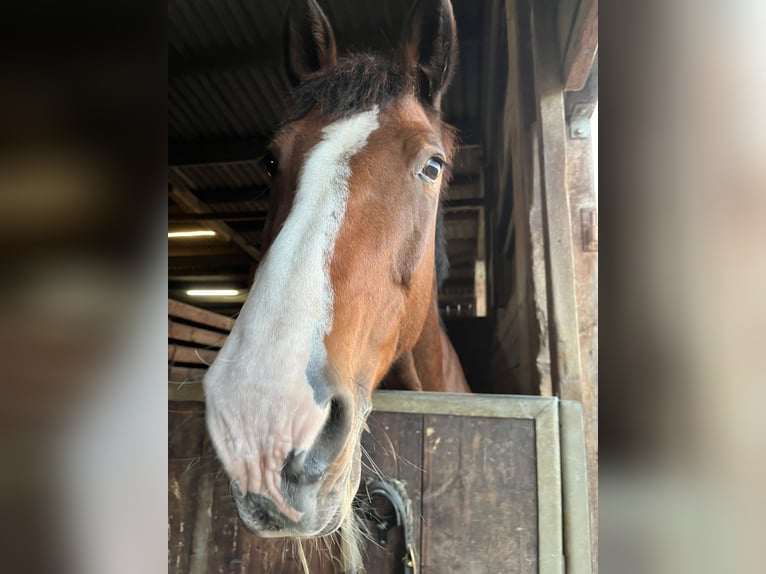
[204,107,380,517]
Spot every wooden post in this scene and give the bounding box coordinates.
[529,0,584,402]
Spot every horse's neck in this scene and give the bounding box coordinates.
[384,297,470,393]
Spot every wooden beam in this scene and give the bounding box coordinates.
[481,0,503,157]
[169,211,268,223]
[168,320,228,348]
[167,244,243,257]
[565,54,598,125]
[168,254,252,274]
[169,186,262,261]
[191,186,269,204]
[169,344,218,366]
[562,0,598,92]
[530,0,584,401]
[444,197,485,209]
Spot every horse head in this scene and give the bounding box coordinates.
[204,0,458,538]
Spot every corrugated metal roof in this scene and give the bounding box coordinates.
[169,162,269,190]
[169,0,485,147]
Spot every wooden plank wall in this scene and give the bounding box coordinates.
[168,299,232,383]
[170,404,539,574]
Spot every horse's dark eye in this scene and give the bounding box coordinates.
[418,157,443,184]
[262,152,278,178]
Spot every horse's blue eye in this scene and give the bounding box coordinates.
[418,158,443,184]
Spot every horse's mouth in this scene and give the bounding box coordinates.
[233,483,347,538]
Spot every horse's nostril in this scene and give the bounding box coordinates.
[282,448,311,483]
[236,490,292,531]
[282,397,350,486]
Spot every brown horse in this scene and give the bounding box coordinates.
[203,0,469,547]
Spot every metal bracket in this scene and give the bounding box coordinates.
[569,116,590,139]
[581,208,598,252]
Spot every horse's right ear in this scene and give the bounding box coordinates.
[284,0,338,87]
[401,0,457,110]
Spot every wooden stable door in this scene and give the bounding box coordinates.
[169,393,591,573]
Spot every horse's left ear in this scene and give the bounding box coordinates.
[284,0,338,87]
[401,0,457,110]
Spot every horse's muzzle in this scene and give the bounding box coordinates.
[224,391,360,537]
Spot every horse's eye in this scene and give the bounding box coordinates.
[262,152,279,178]
[418,157,443,184]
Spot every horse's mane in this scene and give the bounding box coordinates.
[285,52,453,287]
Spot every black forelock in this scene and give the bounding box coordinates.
[284,53,414,123]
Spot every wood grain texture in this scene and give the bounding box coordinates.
[169,343,219,366]
[564,121,599,574]
[420,415,538,574]
[169,298,236,332]
[169,365,208,383]
[168,402,209,574]
[530,0,585,402]
[562,0,598,92]
[169,320,229,348]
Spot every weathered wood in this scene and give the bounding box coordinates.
[421,415,538,574]
[168,344,218,366]
[527,128,554,397]
[169,320,229,349]
[168,403,208,574]
[564,115,599,573]
[530,0,584,402]
[559,401,592,574]
[565,54,598,124]
[169,298,236,332]
[372,390,553,419]
[481,0,504,156]
[169,382,205,402]
[189,439,214,574]
[533,401,564,574]
[169,366,208,383]
[562,0,598,92]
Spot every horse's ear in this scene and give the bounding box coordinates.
[284,0,338,87]
[401,0,457,110]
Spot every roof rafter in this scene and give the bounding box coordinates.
[169,185,263,261]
